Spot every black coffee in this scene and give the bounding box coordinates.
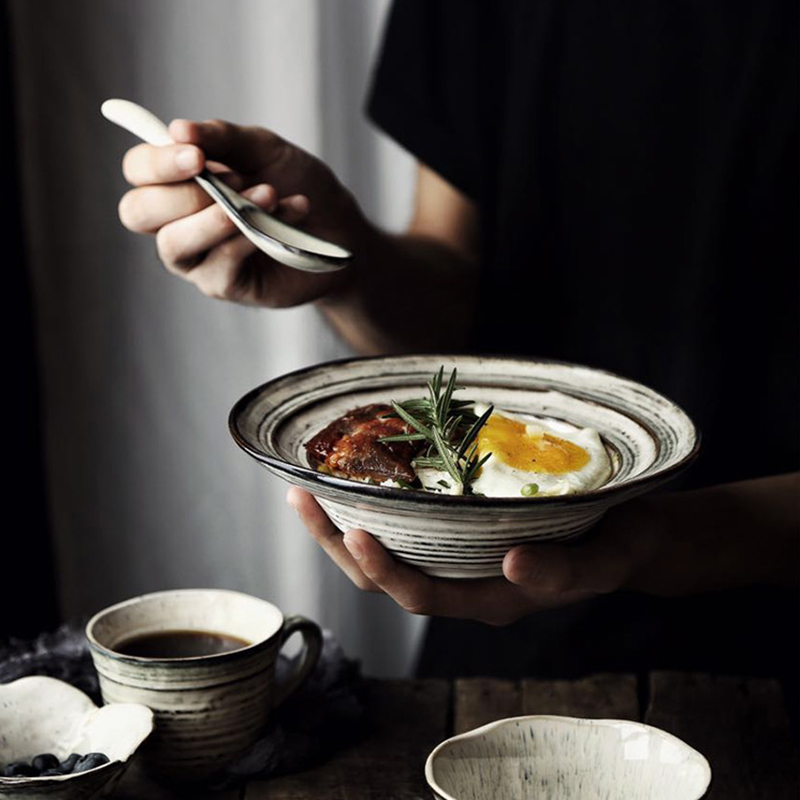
[115,630,251,658]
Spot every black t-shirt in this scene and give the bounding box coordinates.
[368,0,798,491]
[367,0,799,690]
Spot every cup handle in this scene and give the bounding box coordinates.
[273,615,323,707]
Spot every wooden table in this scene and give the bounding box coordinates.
[117,673,798,799]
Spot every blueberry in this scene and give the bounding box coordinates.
[40,769,66,777]
[72,753,110,773]
[59,754,81,773]
[4,761,36,777]
[32,754,60,773]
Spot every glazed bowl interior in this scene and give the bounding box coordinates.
[426,716,711,800]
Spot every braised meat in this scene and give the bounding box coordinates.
[305,404,423,483]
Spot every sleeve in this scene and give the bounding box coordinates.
[366,0,476,198]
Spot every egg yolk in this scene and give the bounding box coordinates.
[477,413,590,474]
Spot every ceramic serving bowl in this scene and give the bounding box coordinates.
[0,676,153,800]
[229,354,699,578]
[425,715,711,800]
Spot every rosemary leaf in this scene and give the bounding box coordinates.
[458,404,495,459]
[391,400,433,439]
[378,432,428,443]
[432,426,463,487]
[386,366,494,494]
[440,367,458,426]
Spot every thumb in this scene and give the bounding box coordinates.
[169,118,283,174]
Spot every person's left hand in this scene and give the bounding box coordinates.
[286,487,666,626]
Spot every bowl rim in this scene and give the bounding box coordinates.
[424,714,712,800]
[229,353,701,508]
[85,588,285,665]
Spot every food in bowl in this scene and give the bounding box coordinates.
[2,752,110,778]
[306,403,421,484]
[305,367,613,498]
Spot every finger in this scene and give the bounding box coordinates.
[343,529,531,624]
[120,182,214,234]
[503,538,631,595]
[169,118,284,173]
[287,488,380,592]
[180,235,258,297]
[119,171,250,234]
[122,142,205,187]
[275,194,311,225]
[156,183,276,272]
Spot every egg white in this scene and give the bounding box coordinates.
[467,405,613,498]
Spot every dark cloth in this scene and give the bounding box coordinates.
[367,0,799,685]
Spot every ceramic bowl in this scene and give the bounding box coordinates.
[229,354,699,578]
[0,676,153,800]
[425,715,711,800]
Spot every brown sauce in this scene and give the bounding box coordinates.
[115,630,251,658]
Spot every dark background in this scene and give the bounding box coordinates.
[2,0,58,639]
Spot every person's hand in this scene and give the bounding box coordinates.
[287,472,799,625]
[117,118,361,307]
[286,487,667,626]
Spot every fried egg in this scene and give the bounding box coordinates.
[466,404,612,497]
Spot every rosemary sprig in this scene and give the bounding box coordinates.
[380,367,493,493]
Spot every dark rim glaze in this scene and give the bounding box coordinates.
[229,353,702,509]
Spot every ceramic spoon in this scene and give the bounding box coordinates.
[101,99,352,273]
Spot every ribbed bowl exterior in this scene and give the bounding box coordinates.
[86,590,289,784]
[91,643,278,781]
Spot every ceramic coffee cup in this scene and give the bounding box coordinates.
[86,589,322,783]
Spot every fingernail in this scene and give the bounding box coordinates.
[175,147,199,171]
[343,534,363,561]
[246,184,272,204]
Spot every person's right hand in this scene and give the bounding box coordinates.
[117,118,361,307]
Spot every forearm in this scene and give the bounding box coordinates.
[628,471,800,594]
[316,208,479,355]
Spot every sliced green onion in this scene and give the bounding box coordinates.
[521,483,540,497]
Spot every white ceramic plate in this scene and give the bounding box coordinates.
[229,355,699,578]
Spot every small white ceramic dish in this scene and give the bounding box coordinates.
[230,354,699,578]
[0,676,153,800]
[425,715,711,800]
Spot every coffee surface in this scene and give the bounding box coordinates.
[115,630,251,658]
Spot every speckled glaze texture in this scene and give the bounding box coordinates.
[425,716,711,800]
[86,589,321,784]
[0,677,153,800]
[230,355,699,578]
